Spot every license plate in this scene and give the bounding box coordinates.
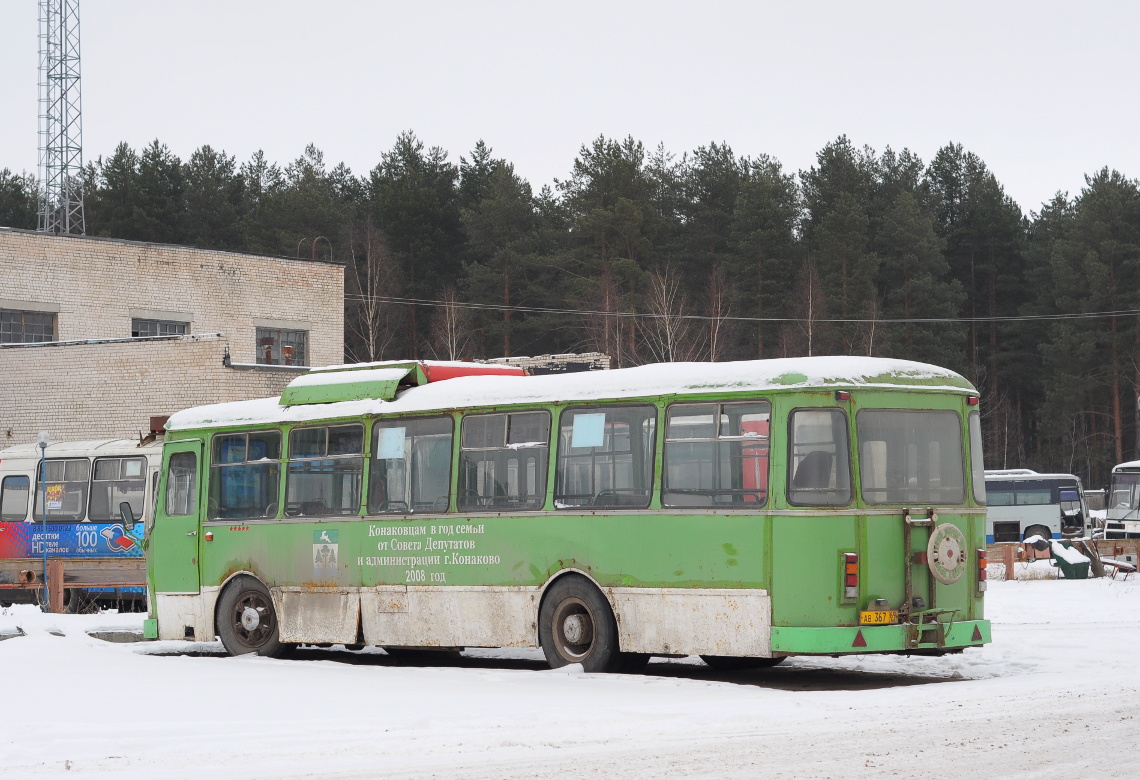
[859,610,899,625]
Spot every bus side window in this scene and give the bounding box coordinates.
[661,402,768,508]
[285,424,364,517]
[207,430,281,520]
[555,405,657,509]
[166,452,198,517]
[788,409,851,507]
[1,475,31,522]
[458,411,549,511]
[369,416,453,514]
[34,458,91,522]
[89,456,147,523]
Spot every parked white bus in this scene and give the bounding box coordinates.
[0,438,163,610]
[1106,461,1140,540]
[983,470,1088,543]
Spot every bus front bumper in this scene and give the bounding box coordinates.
[770,619,991,655]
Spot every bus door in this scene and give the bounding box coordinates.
[151,440,202,594]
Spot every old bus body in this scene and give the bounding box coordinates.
[0,438,161,609]
[145,357,991,670]
[1106,460,1140,540]
[983,470,1089,543]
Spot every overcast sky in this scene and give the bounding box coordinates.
[1,1,1137,214]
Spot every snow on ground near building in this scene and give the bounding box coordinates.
[2,577,1138,779]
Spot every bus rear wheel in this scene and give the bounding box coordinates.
[1024,525,1052,543]
[700,655,786,671]
[216,576,284,657]
[539,576,626,673]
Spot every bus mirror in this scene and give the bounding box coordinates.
[119,502,137,527]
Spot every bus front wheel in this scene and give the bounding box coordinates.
[216,576,285,657]
[539,576,625,673]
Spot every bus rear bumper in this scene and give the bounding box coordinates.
[770,619,991,655]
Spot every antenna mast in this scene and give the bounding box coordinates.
[38,0,85,235]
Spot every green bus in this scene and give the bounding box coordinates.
[144,356,991,671]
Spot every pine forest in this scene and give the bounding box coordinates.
[3,132,1139,488]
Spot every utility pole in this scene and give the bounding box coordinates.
[38,0,85,235]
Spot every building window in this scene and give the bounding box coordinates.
[256,327,307,366]
[1,309,56,343]
[132,318,188,338]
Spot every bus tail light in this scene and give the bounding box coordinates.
[977,548,987,592]
[844,552,858,599]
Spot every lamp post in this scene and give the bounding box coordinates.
[37,431,49,611]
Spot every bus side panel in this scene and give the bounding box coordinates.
[199,511,770,652]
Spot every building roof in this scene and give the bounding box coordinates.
[0,226,342,267]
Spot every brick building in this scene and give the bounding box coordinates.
[0,228,343,444]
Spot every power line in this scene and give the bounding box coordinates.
[343,293,1140,325]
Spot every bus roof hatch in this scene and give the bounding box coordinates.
[279,361,527,406]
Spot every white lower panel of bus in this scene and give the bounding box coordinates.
[158,583,772,656]
[154,593,215,642]
[607,587,772,657]
[276,587,362,645]
[361,586,538,648]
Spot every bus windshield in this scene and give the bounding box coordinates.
[1110,472,1140,515]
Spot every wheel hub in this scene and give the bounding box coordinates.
[240,605,262,632]
[552,597,595,661]
[563,613,592,645]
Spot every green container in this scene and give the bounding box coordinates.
[1053,543,1090,579]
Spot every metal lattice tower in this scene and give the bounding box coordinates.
[37,0,85,235]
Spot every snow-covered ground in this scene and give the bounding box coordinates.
[2,574,1138,779]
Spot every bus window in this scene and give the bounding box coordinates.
[34,458,91,522]
[208,431,281,519]
[285,424,363,516]
[555,405,656,508]
[1,475,30,521]
[969,412,985,504]
[788,409,851,506]
[89,456,147,522]
[459,411,549,511]
[662,402,769,508]
[166,452,198,516]
[369,416,453,513]
[856,410,964,505]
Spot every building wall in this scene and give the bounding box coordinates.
[0,334,303,446]
[0,228,343,366]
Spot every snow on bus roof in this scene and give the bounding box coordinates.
[0,438,163,459]
[166,356,974,431]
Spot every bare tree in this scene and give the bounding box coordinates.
[640,265,704,363]
[430,286,475,360]
[783,256,828,357]
[582,267,630,366]
[706,263,731,362]
[345,221,402,362]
